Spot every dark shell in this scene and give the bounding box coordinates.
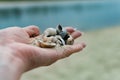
[56,25,70,44]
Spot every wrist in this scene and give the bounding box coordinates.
[0,46,25,80]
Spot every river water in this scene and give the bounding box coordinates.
[0,1,120,31]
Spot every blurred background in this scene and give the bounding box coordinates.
[0,0,120,80]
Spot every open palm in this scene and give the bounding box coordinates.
[0,25,86,72]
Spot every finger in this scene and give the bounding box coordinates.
[65,27,82,39]
[65,27,75,34]
[23,25,40,37]
[71,30,82,39]
[60,42,86,58]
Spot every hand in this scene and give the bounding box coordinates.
[0,25,86,80]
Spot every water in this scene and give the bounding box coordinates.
[0,1,120,31]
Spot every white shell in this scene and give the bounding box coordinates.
[44,28,56,36]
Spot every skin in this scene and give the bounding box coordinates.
[0,25,86,80]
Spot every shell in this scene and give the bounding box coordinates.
[43,28,56,37]
[31,38,56,48]
[38,40,56,48]
[66,35,74,45]
[31,25,74,48]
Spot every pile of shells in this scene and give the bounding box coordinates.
[31,25,74,48]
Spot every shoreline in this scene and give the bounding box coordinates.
[0,1,108,8]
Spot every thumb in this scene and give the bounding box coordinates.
[58,42,86,58]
